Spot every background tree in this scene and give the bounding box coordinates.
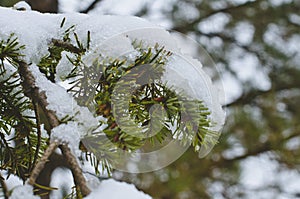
[85,0,299,198]
[124,1,300,198]
[0,0,57,12]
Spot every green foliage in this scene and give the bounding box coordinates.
[38,42,63,82]
[67,40,216,173]
[0,18,218,183]
[0,0,19,7]
[38,18,88,82]
[0,33,24,69]
[0,35,47,180]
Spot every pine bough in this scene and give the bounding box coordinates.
[0,3,224,199]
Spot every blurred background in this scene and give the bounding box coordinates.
[1,0,299,198]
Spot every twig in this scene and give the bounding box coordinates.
[28,142,58,186]
[60,145,91,196]
[51,39,85,54]
[0,172,9,199]
[198,0,263,21]
[18,61,59,128]
[173,0,263,33]
[18,61,91,196]
[225,78,299,107]
[80,0,104,13]
[32,102,42,171]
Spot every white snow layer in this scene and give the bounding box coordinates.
[7,174,152,199]
[0,171,23,191]
[13,1,32,11]
[10,185,40,199]
[84,179,152,199]
[0,5,224,134]
[29,65,99,131]
[55,51,75,81]
[162,55,225,132]
[51,121,81,154]
[29,64,99,154]
[0,7,224,133]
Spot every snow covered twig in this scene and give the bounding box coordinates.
[18,61,60,128]
[17,61,91,196]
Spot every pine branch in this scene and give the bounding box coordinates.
[173,0,264,33]
[18,61,59,128]
[0,34,25,66]
[0,71,34,137]
[60,145,91,197]
[225,78,300,107]
[76,44,215,168]
[38,29,88,82]
[80,0,104,13]
[51,39,85,54]
[0,68,39,179]
[17,61,91,196]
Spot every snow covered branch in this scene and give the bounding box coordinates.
[0,3,225,198]
[18,61,91,196]
[18,61,59,128]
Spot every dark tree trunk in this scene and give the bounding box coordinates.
[26,0,58,13]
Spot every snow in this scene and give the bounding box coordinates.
[0,8,60,64]
[51,122,81,154]
[0,62,17,81]
[47,164,153,199]
[162,55,225,131]
[13,1,32,11]
[0,6,225,136]
[85,173,102,190]
[29,64,99,132]
[0,172,47,199]
[10,184,40,199]
[84,179,152,199]
[28,64,102,155]
[50,168,74,199]
[0,6,164,64]
[55,52,75,81]
[8,165,152,199]
[0,171,22,191]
